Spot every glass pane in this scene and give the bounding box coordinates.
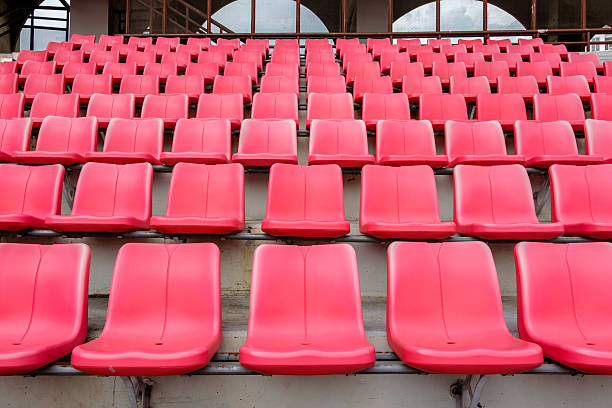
[301,0,338,32]
[393,1,436,33]
[256,0,295,33]
[33,29,67,50]
[487,2,527,43]
[20,28,31,51]
[210,0,252,33]
[440,0,482,32]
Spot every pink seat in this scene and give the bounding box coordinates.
[345,61,380,86]
[0,164,63,230]
[440,44,467,58]
[260,75,299,101]
[270,51,300,66]
[17,50,48,67]
[0,243,90,375]
[89,49,119,69]
[594,75,612,94]
[23,74,65,102]
[336,38,361,56]
[306,61,340,78]
[380,51,408,74]
[538,43,568,57]
[197,51,227,70]
[266,62,300,79]
[308,119,373,167]
[342,52,371,73]
[0,118,31,161]
[86,118,163,164]
[605,61,612,76]
[432,61,467,87]
[549,164,612,238]
[533,94,585,131]
[196,93,243,130]
[71,242,221,375]
[585,119,612,162]
[529,53,562,73]
[306,93,354,129]
[491,52,524,72]
[233,50,263,72]
[151,163,244,234]
[360,165,455,239]
[507,44,534,58]
[0,61,17,75]
[164,74,205,102]
[262,163,350,238]
[591,94,612,121]
[30,93,79,127]
[101,61,136,83]
[376,119,447,167]
[224,61,258,85]
[473,43,501,57]
[419,94,468,130]
[306,75,346,100]
[0,73,17,94]
[13,117,97,165]
[362,93,410,130]
[140,94,188,127]
[367,37,390,52]
[143,62,177,81]
[458,39,483,51]
[388,241,543,374]
[232,119,298,166]
[251,93,298,128]
[487,39,512,51]
[99,34,124,48]
[496,75,540,103]
[45,162,152,232]
[454,52,485,72]
[515,120,601,167]
[71,73,112,102]
[402,76,443,103]
[474,61,510,85]
[239,243,375,375]
[569,53,603,71]
[547,75,591,102]
[112,43,138,59]
[518,38,544,47]
[185,62,219,84]
[18,61,56,82]
[86,93,135,127]
[449,76,490,102]
[160,50,191,70]
[156,36,180,51]
[70,34,95,46]
[517,61,553,86]
[390,61,425,87]
[212,75,252,103]
[119,74,159,102]
[397,38,421,51]
[476,93,527,130]
[127,36,153,50]
[52,49,83,69]
[0,93,24,119]
[416,52,448,73]
[352,76,393,103]
[161,118,230,165]
[453,164,564,239]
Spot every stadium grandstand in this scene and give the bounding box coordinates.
[1,0,612,407]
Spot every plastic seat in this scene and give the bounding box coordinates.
[70,33,95,46]
[496,75,540,103]
[594,76,612,94]
[23,73,65,102]
[143,62,177,81]
[419,94,468,130]
[196,93,243,130]
[140,94,188,128]
[89,49,119,69]
[388,241,543,374]
[375,119,446,166]
[99,34,124,48]
[440,44,467,58]
[428,38,453,51]
[515,241,612,374]
[488,39,512,50]
[449,76,490,102]
[548,164,612,238]
[473,43,501,57]
[362,93,410,130]
[52,49,83,69]
[432,61,467,87]
[0,242,90,375]
[476,93,527,130]
[160,50,191,70]
[404,45,433,58]
[538,44,568,58]
[156,36,180,51]
[367,37,390,52]
[518,38,544,47]
[0,61,17,75]
[491,52,523,72]
[127,36,153,50]
[453,164,564,239]
[212,75,252,103]
[185,62,219,84]
[86,118,162,164]
[30,93,79,127]
[224,61,258,85]
[416,52,448,73]
[16,50,47,67]
[101,61,136,83]
[306,75,346,100]
[13,117,96,165]
[533,94,585,131]
[0,73,17,94]
[360,165,455,238]
[86,93,135,127]
[605,61,612,76]
[239,243,374,375]
[197,50,227,70]
[0,164,64,230]
[0,93,24,119]
[345,61,380,86]
[161,118,230,165]
[388,61,422,87]
[260,75,299,101]
[306,93,353,129]
[125,50,156,70]
[71,242,220,375]
[233,50,263,72]
[454,52,485,72]
[569,53,603,71]
[118,74,159,102]
[164,74,205,102]
[18,61,56,82]
[529,53,562,73]
[261,163,350,237]
[397,38,421,51]
[0,118,31,161]
[270,52,300,66]
[306,62,340,78]
[546,75,591,102]
[251,93,298,128]
[308,119,373,167]
[336,38,361,56]
[45,162,152,232]
[517,61,553,86]
[585,119,612,162]
[507,44,534,58]
[81,43,110,58]
[351,76,391,104]
[474,61,510,85]
[150,163,244,234]
[515,120,600,168]
[379,50,408,74]
[266,62,300,79]
[62,61,96,82]
[591,94,612,121]
[112,43,138,59]
[305,50,335,66]
[457,38,483,51]
[232,119,298,166]
[402,76,443,103]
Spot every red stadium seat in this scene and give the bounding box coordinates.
[52,49,83,69]
[223,61,258,84]
[164,74,205,102]
[458,38,483,51]
[416,52,448,73]
[346,61,380,86]
[0,61,17,74]
[46,41,73,56]
[0,242,90,375]
[515,241,612,374]
[371,43,398,61]
[260,75,299,101]
[86,93,135,127]
[362,93,410,130]
[445,120,523,166]
[506,44,534,58]
[112,43,138,58]
[367,37,391,52]
[474,60,510,85]
[547,75,591,102]
[491,52,523,72]
[197,50,227,69]
[13,117,97,165]
[0,164,64,230]
[305,50,335,66]
[449,75,490,102]
[352,76,393,103]
[102,61,136,83]
[427,38,451,51]
[594,75,612,94]
[151,163,244,234]
[0,93,24,119]
[496,75,540,103]
[605,61,612,76]
[0,118,31,161]
[239,243,375,375]
[156,36,180,51]
[232,119,298,166]
[529,52,562,72]
[339,43,366,60]
[86,118,163,164]
[266,62,300,79]
[432,61,467,86]
[23,73,65,102]
[440,44,467,57]
[119,74,159,102]
[336,37,360,56]
[62,61,96,82]
[380,50,408,74]
[125,50,156,70]
[261,163,350,237]
[419,94,468,130]
[454,52,485,72]
[196,93,243,130]
[518,62,555,86]
[70,33,95,46]
[533,94,585,131]
[89,49,119,69]
[213,75,252,103]
[251,93,298,128]
[19,61,56,81]
[143,62,177,81]
[127,36,153,50]
[17,50,48,66]
[473,43,501,57]
[185,62,219,84]
[71,242,221,375]
[453,164,563,239]
[187,37,212,51]
[405,44,433,58]
[549,165,612,238]
[560,62,597,85]
[140,94,188,127]
[233,50,264,72]
[270,51,300,65]
[390,61,425,87]
[306,61,340,78]
[161,118,231,165]
[99,34,124,48]
[360,165,455,238]
[306,75,346,100]
[518,37,544,47]
[585,119,612,162]
[515,120,601,167]
[144,43,171,58]
[591,94,612,121]
[30,93,79,126]
[376,119,447,167]
[45,162,152,232]
[388,241,542,374]
[568,52,603,71]
[402,75,443,103]
[308,119,373,167]
[306,93,354,129]
[0,73,17,94]
[487,39,512,51]
[476,93,527,130]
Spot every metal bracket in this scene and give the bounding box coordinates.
[533,173,551,215]
[121,376,153,408]
[61,170,80,209]
[450,375,488,408]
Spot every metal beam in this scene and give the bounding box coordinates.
[251,0,256,34]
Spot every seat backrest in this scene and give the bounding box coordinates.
[450,76,491,96]
[496,75,539,96]
[454,164,540,225]
[0,164,64,218]
[104,118,163,156]
[549,164,612,224]
[185,62,219,79]
[474,61,510,81]
[102,61,136,78]
[367,37,391,51]
[432,61,467,82]
[476,93,527,121]
[307,93,354,121]
[212,75,252,100]
[362,93,410,122]
[197,50,227,67]
[70,34,95,45]
[187,37,212,50]
[0,118,31,155]
[346,61,380,83]
[156,36,180,50]
[419,94,468,121]
[0,73,17,94]
[585,119,612,158]
[518,38,544,47]
[0,93,24,119]
[445,120,507,159]
[415,52,448,69]
[71,162,152,219]
[309,119,368,155]
[62,62,97,80]
[260,75,298,96]
[89,49,119,67]
[141,94,188,121]
[591,94,612,121]
[361,165,444,224]
[20,61,56,77]
[306,62,340,78]
[353,76,393,101]
[30,93,79,119]
[53,49,84,66]
[403,76,443,96]
[547,75,590,96]
[266,163,346,222]
[507,44,534,56]
[127,36,153,49]
[594,76,612,94]
[165,163,244,221]
[102,243,220,339]
[99,34,124,47]
[376,119,436,159]
[142,62,177,78]
[119,74,159,96]
[196,93,243,123]
[165,74,205,96]
[72,73,113,96]
[474,43,501,55]
[533,94,585,122]
[560,62,597,80]
[238,119,297,155]
[251,93,298,123]
[491,52,523,70]
[568,52,601,68]
[266,62,300,78]
[86,93,135,120]
[529,52,562,70]
[0,243,90,344]
[454,52,485,68]
[222,61,258,80]
[171,118,231,156]
[37,116,97,155]
[306,75,346,95]
[17,50,48,64]
[515,120,578,158]
[0,61,17,74]
[23,73,65,96]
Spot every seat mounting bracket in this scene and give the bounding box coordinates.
[121,376,153,408]
[450,374,488,408]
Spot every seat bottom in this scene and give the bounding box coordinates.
[360,221,457,239]
[457,222,564,240]
[261,219,350,238]
[45,215,149,233]
[150,216,243,234]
